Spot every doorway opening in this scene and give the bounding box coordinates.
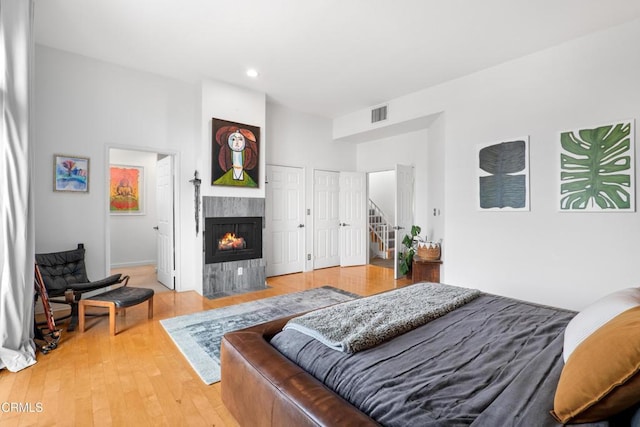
[107,148,176,292]
[367,164,414,279]
[368,170,395,270]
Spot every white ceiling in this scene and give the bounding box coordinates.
[35,0,640,119]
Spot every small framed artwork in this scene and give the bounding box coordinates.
[54,154,90,192]
[477,137,530,211]
[211,117,260,188]
[109,165,144,215]
[559,119,635,212]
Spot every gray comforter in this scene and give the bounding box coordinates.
[270,294,614,427]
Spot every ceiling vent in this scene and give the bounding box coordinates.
[371,105,388,124]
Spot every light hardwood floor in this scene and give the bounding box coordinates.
[1,265,410,427]
[111,264,173,294]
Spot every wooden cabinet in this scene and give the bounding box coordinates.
[411,257,442,283]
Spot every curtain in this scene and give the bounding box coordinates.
[0,0,36,371]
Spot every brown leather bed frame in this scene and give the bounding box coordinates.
[220,314,379,427]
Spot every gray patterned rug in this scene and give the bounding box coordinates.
[160,286,358,384]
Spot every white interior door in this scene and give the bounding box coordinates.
[394,164,414,279]
[339,171,367,267]
[314,170,340,269]
[265,165,304,277]
[155,155,174,287]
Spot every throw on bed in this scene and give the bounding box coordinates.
[283,282,480,353]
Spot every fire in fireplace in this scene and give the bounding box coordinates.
[218,232,246,251]
[205,216,262,264]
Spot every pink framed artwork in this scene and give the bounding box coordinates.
[109,165,144,214]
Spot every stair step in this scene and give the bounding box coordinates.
[368,201,394,255]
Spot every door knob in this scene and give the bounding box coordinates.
[298,224,305,228]
[153,226,159,230]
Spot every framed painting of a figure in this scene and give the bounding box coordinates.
[211,118,260,188]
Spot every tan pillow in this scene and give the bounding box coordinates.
[552,306,640,423]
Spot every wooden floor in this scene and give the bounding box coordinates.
[0,265,410,427]
[111,264,173,294]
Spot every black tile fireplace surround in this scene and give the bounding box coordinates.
[204,216,263,264]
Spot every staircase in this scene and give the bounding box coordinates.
[368,199,395,260]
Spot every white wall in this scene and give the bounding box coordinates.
[335,19,640,310]
[34,46,198,291]
[425,114,446,248]
[368,170,395,224]
[267,102,355,171]
[266,102,357,270]
[109,149,158,267]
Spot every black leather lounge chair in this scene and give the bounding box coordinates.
[35,243,129,331]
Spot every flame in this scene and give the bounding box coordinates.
[218,232,246,250]
[220,232,236,243]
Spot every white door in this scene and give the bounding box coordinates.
[155,156,174,288]
[339,171,367,267]
[265,165,304,277]
[394,164,414,279]
[314,170,340,269]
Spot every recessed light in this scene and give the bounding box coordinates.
[246,69,259,78]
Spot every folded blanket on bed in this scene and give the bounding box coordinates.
[283,282,480,353]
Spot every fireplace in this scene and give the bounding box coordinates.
[205,216,263,264]
[202,196,266,299]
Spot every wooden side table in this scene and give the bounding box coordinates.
[412,256,442,283]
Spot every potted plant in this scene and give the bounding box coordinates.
[398,225,422,276]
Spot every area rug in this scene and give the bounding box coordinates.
[160,286,358,384]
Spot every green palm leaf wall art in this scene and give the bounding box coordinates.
[478,138,529,211]
[560,120,635,211]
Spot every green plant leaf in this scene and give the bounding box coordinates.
[398,250,414,276]
[560,122,632,210]
[398,224,421,276]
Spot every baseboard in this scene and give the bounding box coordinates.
[110,260,156,269]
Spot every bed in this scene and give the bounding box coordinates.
[220,284,640,426]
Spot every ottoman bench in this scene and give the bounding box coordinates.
[78,286,154,335]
